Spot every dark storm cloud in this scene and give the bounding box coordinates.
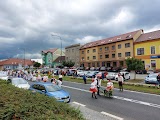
[0,0,160,59]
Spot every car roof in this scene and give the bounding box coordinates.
[32,82,53,86]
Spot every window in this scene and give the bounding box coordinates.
[100,55,102,59]
[112,45,115,50]
[125,43,130,48]
[87,56,89,60]
[125,52,131,57]
[113,62,117,67]
[112,54,115,58]
[92,62,95,67]
[102,62,105,66]
[93,49,96,52]
[137,48,144,55]
[105,46,109,51]
[82,51,84,54]
[151,46,155,54]
[87,50,89,53]
[93,56,96,59]
[151,60,156,68]
[97,62,100,67]
[105,54,109,58]
[118,53,122,57]
[99,48,102,52]
[118,44,121,49]
[82,57,84,60]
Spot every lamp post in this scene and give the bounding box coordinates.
[18,48,25,69]
[51,34,62,64]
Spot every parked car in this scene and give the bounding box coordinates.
[106,72,117,80]
[8,78,30,89]
[0,74,8,80]
[135,70,147,74]
[96,71,108,79]
[147,69,154,74]
[86,71,99,78]
[78,71,90,77]
[77,70,84,76]
[67,69,77,76]
[145,73,159,84]
[29,82,70,103]
[106,72,130,81]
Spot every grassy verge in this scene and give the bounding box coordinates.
[56,76,160,95]
[0,80,85,120]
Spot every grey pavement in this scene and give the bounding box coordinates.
[70,103,117,120]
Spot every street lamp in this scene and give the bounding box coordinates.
[18,48,25,69]
[51,34,62,64]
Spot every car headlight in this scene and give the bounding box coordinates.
[55,97,61,100]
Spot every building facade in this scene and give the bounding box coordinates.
[134,30,160,70]
[41,48,65,68]
[80,29,143,68]
[65,44,81,67]
[0,58,34,70]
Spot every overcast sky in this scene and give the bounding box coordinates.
[0,0,160,59]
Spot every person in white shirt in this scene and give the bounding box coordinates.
[57,79,62,88]
[90,79,98,99]
[59,74,63,82]
[117,73,124,91]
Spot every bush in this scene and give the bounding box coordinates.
[0,80,84,120]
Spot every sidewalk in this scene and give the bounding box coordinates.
[70,102,118,120]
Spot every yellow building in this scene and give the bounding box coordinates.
[80,29,143,68]
[134,30,160,70]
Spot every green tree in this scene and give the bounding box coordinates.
[33,62,41,68]
[62,60,75,67]
[125,57,144,80]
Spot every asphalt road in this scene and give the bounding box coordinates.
[61,81,160,120]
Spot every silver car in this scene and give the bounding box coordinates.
[145,73,159,84]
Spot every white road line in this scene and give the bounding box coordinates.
[62,85,160,109]
[72,101,86,107]
[64,81,160,97]
[101,111,123,120]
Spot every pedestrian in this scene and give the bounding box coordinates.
[59,74,63,82]
[83,74,87,84]
[37,74,41,82]
[89,79,97,99]
[117,73,124,91]
[96,76,101,96]
[101,72,105,81]
[157,73,160,89]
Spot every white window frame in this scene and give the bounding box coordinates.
[150,46,156,54]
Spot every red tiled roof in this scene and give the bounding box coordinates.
[42,48,58,53]
[135,30,160,43]
[80,29,142,49]
[0,58,34,66]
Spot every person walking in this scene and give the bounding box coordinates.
[157,73,160,88]
[96,76,101,96]
[83,74,87,84]
[117,73,124,91]
[90,79,97,99]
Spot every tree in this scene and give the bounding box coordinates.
[125,57,144,80]
[33,62,41,68]
[62,60,75,68]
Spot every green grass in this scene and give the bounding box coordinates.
[0,80,85,120]
[57,76,160,95]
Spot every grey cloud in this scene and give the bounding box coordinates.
[0,0,160,59]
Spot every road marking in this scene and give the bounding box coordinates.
[62,85,160,109]
[101,111,123,120]
[72,101,86,107]
[64,80,160,97]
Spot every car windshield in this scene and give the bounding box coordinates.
[45,85,62,92]
[149,74,158,78]
[12,78,28,85]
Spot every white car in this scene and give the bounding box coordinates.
[8,78,30,89]
[0,74,8,80]
[115,72,130,80]
[106,72,130,81]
